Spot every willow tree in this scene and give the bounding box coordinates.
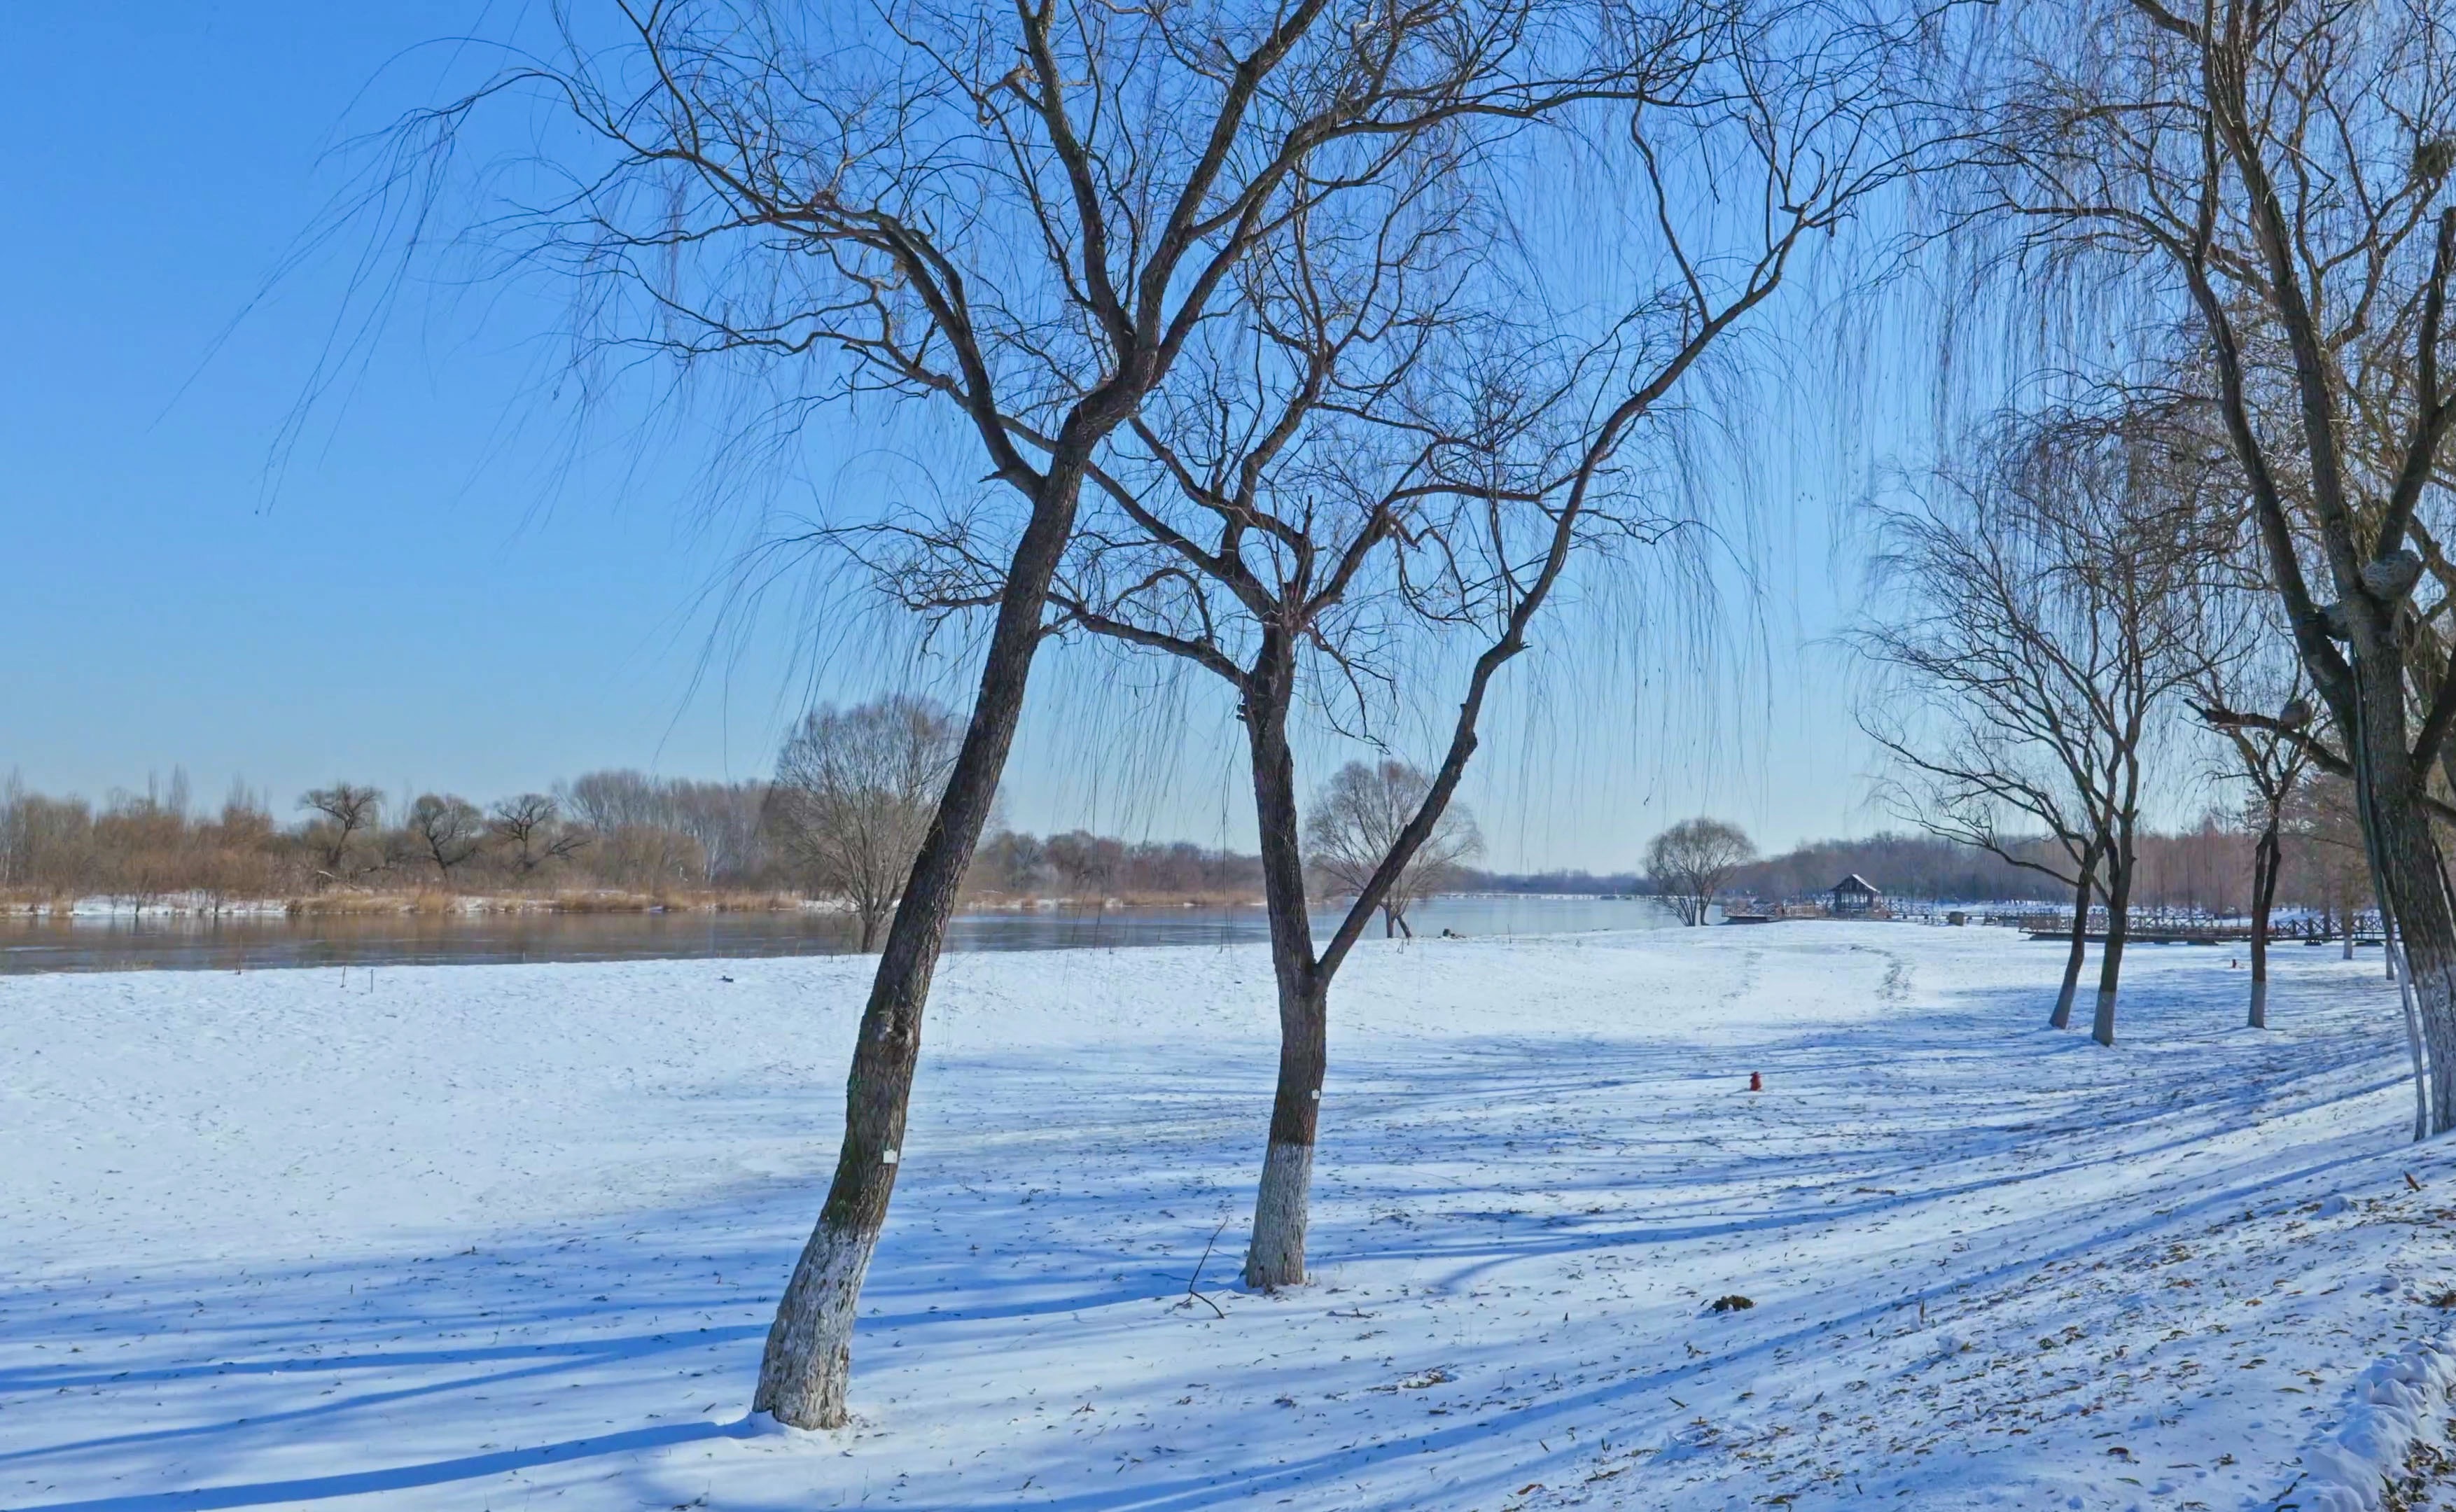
[1647,818,1757,926]
[869,0,1928,1287]
[1306,761,1483,938]
[1857,408,2225,1044]
[765,697,962,950]
[1950,0,2456,1123]
[391,0,1658,1427]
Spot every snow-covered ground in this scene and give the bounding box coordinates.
[5,924,2456,1511]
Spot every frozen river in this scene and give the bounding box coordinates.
[0,892,1684,974]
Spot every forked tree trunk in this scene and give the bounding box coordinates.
[753,463,1085,1429]
[1241,638,1327,1289]
[2248,824,2280,1030]
[2051,855,2095,1031]
[2091,853,2131,1047]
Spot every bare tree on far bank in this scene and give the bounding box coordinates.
[766,699,963,951]
[1306,762,1482,938]
[299,783,382,883]
[1645,818,1756,925]
[406,794,485,879]
[487,794,587,876]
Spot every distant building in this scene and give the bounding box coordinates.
[1829,874,1883,916]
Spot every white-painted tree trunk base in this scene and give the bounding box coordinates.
[754,1216,874,1429]
[2247,979,2267,1030]
[1244,1140,1313,1289]
[2091,987,2117,1047]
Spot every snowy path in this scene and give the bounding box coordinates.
[4,925,2455,1510]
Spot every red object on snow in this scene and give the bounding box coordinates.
[1749,1072,1763,1092]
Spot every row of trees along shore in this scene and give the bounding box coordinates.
[1642,799,2380,933]
[0,762,2374,925]
[308,0,2456,1430]
[0,741,1479,941]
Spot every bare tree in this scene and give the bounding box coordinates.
[765,698,962,951]
[488,793,587,876]
[0,771,27,889]
[1951,0,2456,1124]
[369,0,1926,1410]
[298,783,382,882]
[399,0,1666,1425]
[851,0,1927,1294]
[559,771,663,836]
[668,780,769,886]
[1855,409,2224,1042]
[405,793,485,880]
[2197,650,2313,1028]
[1645,818,1757,925]
[1306,761,1483,937]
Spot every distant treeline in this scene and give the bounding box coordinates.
[0,769,1273,909]
[1724,822,2364,916]
[1,766,2367,920]
[1464,822,2365,917]
[1730,834,2056,904]
[1456,867,1645,895]
[972,831,1263,899]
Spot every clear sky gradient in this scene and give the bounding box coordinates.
[0,4,1903,872]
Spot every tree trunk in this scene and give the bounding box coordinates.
[753,463,1084,1430]
[2364,766,2456,1133]
[2249,822,2279,1030]
[1241,636,1326,1289]
[2091,849,2130,1047]
[2051,853,2095,1031]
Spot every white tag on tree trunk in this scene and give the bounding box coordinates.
[1310,1089,1320,1100]
[881,1149,899,1166]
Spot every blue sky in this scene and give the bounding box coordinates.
[0,3,1894,870]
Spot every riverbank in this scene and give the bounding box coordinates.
[0,893,1682,974]
[4,925,2450,1508]
[0,887,1278,920]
